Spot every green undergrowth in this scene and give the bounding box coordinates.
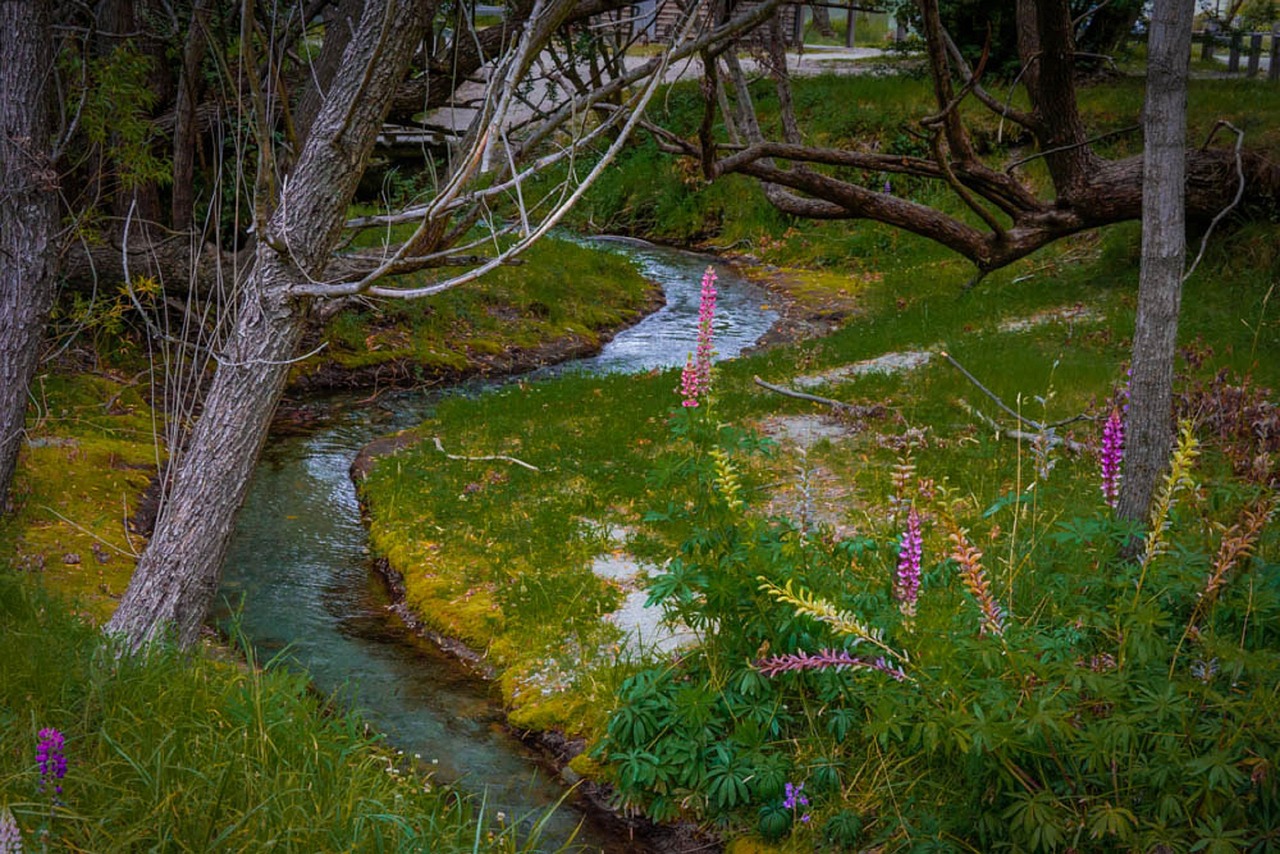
[0,370,158,623]
[0,573,566,852]
[295,236,656,384]
[358,208,1280,755]
[561,72,1280,258]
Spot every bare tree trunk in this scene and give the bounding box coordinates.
[171,0,214,232]
[106,0,429,648]
[810,3,833,37]
[0,1,59,509]
[1117,0,1195,524]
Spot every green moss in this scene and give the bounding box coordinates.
[0,372,160,622]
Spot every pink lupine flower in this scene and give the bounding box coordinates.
[1100,406,1125,508]
[895,507,923,618]
[756,648,907,681]
[679,267,718,407]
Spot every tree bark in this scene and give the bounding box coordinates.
[1117,0,1195,524]
[106,0,430,648]
[171,0,214,232]
[0,1,60,509]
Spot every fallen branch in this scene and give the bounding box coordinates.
[433,436,540,472]
[962,400,1088,453]
[753,376,886,419]
[940,351,1091,431]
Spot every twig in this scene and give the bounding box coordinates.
[432,436,540,472]
[752,376,885,419]
[39,505,139,558]
[1184,120,1246,283]
[963,402,1088,453]
[940,351,1092,431]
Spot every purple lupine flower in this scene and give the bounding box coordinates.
[0,807,21,854]
[895,507,923,618]
[757,648,908,681]
[883,179,892,194]
[783,781,811,824]
[1100,406,1124,509]
[678,267,718,408]
[36,729,66,797]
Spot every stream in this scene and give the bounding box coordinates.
[214,239,778,851]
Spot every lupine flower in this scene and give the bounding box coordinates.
[883,179,892,194]
[782,781,811,823]
[895,507,923,618]
[0,807,21,854]
[679,267,718,407]
[757,648,908,681]
[947,526,1006,637]
[1100,407,1125,508]
[679,355,700,407]
[36,729,66,797]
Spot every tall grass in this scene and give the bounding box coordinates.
[0,574,567,852]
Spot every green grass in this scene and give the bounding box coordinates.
[0,573,568,852]
[296,235,657,384]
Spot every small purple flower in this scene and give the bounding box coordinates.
[895,507,923,618]
[883,179,892,194]
[36,728,66,797]
[1100,406,1125,509]
[783,781,811,824]
[0,806,21,854]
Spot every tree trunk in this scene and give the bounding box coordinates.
[1117,0,1195,524]
[106,0,430,648]
[0,1,59,509]
[171,0,214,233]
[810,3,834,38]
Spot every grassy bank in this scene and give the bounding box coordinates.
[294,235,658,389]
[359,67,1280,848]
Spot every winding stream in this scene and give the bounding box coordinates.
[214,240,777,851]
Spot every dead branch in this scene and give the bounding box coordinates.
[963,401,1088,453]
[433,436,540,472]
[940,350,1092,432]
[753,376,887,420]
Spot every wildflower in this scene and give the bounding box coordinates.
[947,526,1006,637]
[1100,407,1125,508]
[36,729,66,797]
[679,355,701,407]
[895,507,923,619]
[757,648,908,682]
[0,807,21,854]
[678,267,718,407]
[782,781,811,824]
[882,179,892,194]
[710,446,744,511]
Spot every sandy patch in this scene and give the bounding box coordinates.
[793,349,935,389]
[998,304,1102,333]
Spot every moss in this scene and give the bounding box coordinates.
[0,373,159,622]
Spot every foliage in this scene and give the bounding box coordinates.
[0,573,566,852]
[597,383,1280,849]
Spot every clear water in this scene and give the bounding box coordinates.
[215,240,777,851]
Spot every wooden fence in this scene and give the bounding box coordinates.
[1196,25,1280,81]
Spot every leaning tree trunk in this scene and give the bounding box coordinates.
[1117,0,1195,524]
[106,0,429,649]
[0,2,59,510]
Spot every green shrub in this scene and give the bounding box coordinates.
[598,389,1280,851]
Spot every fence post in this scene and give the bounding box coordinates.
[845,0,855,47]
[1228,29,1242,72]
[1202,23,1216,60]
[1248,32,1263,76]
[793,2,804,43]
[1271,23,1280,82]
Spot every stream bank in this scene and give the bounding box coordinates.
[219,239,781,853]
